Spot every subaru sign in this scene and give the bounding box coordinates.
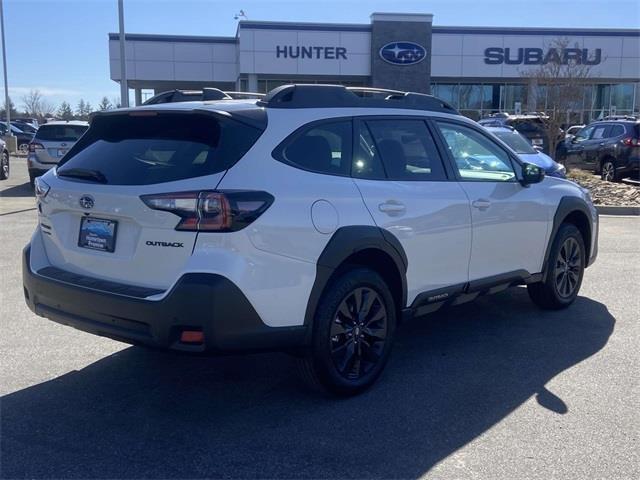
[379,42,427,66]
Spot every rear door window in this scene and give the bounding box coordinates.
[364,119,447,181]
[57,113,263,185]
[35,125,88,142]
[608,125,625,137]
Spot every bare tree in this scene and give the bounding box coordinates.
[521,38,598,161]
[21,89,44,117]
[20,89,56,119]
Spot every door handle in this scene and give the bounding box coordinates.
[378,200,406,216]
[599,142,605,146]
[472,199,491,210]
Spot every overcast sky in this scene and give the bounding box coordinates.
[2,0,639,111]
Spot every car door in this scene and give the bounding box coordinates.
[433,120,550,281]
[564,125,595,169]
[351,117,472,305]
[584,124,610,170]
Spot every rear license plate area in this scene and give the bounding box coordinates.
[78,217,117,253]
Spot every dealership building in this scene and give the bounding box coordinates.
[109,12,640,122]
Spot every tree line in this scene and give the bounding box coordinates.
[0,89,122,122]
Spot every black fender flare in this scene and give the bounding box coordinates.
[303,226,408,327]
[542,196,595,280]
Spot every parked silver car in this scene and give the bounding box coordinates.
[27,121,88,186]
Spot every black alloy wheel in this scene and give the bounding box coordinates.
[329,287,388,381]
[528,223,585,310]
[554,237,582,299]
[298,268,396,396]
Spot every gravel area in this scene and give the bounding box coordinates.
[567,169,640,206]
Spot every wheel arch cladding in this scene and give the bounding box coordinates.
[303,226,408,327]
[544,196,593,280]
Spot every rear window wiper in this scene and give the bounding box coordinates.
[57,168,108,184]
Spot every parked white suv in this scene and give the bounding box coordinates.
[23,85,598,395]
[27,120,89,187]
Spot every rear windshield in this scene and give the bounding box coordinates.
[36,124,88,142]
[509,119,544,133]
[57,112,263,185]
[493,131,536,154]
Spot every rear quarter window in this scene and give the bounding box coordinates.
[57,112,263,185]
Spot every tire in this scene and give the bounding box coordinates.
[600,159,618,182]
[298,268,397,396]
[18,143,29,154]
[29,172,35,188]
[528,223,585,310]
[0,151,8,180]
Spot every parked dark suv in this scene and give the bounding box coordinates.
[478,114,550,154]
[558,117,640,181]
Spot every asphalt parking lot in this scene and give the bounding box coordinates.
[1,155,638,480]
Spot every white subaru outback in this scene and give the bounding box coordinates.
[23,85,598,395]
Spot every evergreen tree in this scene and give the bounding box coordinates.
[98,97,112,111]
[57,101,74,120]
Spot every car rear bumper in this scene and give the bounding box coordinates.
[22,245,308,354]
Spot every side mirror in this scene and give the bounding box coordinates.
[521,162,545,185]
[533,145,543,152]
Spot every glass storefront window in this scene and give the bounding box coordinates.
[501,84,527,112]
[432,84,459,108]
[611,83,635,111]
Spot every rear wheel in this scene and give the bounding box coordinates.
[18,143,29,154]
[601,159,618,182]
[0,151,8,180]
[528,223,585,310]
[298,268,396,396]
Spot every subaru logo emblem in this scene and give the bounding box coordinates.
[79,195,94,209]
[379,41,427,65]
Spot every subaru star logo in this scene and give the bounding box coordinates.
[379,41,426,65]
[79,195,94,209]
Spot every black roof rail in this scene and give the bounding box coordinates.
[223,91,266,99]
[257,84,459,114]
[201,88,232,101]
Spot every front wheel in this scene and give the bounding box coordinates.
[528,223,585,310]
[298,268,396,396]
[0,151,9,180]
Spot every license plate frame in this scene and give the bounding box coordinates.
[78,217,118,253]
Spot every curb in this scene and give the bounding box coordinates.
[596,205,640,216]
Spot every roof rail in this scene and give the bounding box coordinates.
[223,91,266,99]
[256,84,459,114]
[201,88,232,101]
[601,115,639,121]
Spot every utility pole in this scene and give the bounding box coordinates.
[118,0,129,107]
[0,0,14,147]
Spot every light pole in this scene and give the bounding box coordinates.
[118,0,129,107]
[0,0,16,152]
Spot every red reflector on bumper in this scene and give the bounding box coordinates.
[180,330,204,344]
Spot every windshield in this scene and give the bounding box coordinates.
[57,112,263,185]
[36,124,88,142]
[493,131,536,154]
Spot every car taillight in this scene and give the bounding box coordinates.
[28,142,44,152]
[140,190,274,232]
[622,137,639,147]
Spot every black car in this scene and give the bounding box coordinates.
[0,122,35,153]
[558,118,640,182]
[478,114,550,154]
[12,121,37,134]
